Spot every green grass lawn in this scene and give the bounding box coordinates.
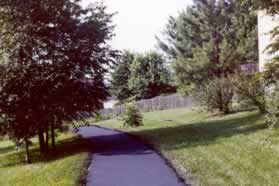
[0,133,90,186]
[95,108,279,186]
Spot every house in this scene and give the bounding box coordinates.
[258,11,279,72]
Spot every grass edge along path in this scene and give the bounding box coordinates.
[94,108,279,186]
[0,132,90,186]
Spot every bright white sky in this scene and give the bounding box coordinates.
[82,0,192,52]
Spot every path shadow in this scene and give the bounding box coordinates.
[87,132,153,156]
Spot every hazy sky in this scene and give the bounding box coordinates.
[82,0,192,52]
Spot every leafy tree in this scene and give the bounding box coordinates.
[128,52,175,99]
[110,51,135,103]
[0,0,116,163]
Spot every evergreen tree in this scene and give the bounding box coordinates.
[245,0,279,15]
[158,0,258,113]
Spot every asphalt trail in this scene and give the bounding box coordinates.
[79,126,186,186]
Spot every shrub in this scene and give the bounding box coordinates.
[193,77,234,114]
[265,82,279,128]
[233,73,266,113]
[94,113,112,122]
[262,61,279,128]
[122,102,143,127]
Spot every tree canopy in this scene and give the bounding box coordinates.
[0,0,116,163]
[110,51,176,102]
[129,52,174,99]
[244,0,279,15]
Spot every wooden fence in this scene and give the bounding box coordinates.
[99,94,194,118]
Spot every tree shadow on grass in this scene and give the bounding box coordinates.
[0,135,90,168]
[130,112,266,150]
[0,145,16,154]
[1,112,265,167]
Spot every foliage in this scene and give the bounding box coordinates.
[265,84,279,128]
[0,0,116,163]
[253,0,279,128]
[122,102,143,127]
[157,0,258,114]
[128,52,175,99]
[111,51,175,101]
[244,0,279,15]
[264,61,279,127]
[262,57,279,128]
[193,77,234,114]
[94,112,112,122]
[230,1,259,64]
[263,60,279,129]
[233,73,266,113]
[110,50,134,103]
[262,58,279,86]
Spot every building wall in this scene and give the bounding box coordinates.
[258,11,279,72]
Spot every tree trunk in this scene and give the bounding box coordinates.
[38,128,45,154]
[45,126,49,152]
[51,123,56,149]
[218,89,224,113]
[24,138,31,164]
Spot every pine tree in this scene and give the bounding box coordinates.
[244,0,279,15]
[158,0,258,113]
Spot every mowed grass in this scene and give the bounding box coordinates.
[95,108,279,186]
[0,133,90,186]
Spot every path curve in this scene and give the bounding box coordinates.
[78,126,186,186]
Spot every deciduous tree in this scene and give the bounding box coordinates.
[128,52,175,99]
[0,0,116,163]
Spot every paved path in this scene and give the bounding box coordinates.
[78,126,186,186]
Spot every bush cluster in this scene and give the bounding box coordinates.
[233,73,266,113]
[265,85,279,128]
[192,73,267,115]
[194,77,234,114]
